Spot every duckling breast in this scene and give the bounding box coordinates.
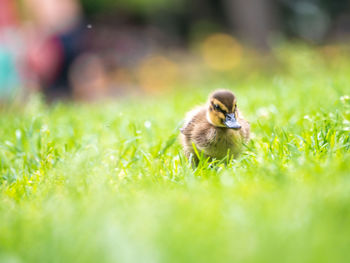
[202,128,244,159]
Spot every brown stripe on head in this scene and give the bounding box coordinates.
[211,98,229,113]
[210,90,236,113]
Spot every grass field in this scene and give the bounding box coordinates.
[0,46,350,263]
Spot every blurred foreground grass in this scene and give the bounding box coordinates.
[0,46,350,263]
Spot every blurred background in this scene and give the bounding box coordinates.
[1,0,350,102]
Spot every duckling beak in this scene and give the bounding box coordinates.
[224,113,241,129]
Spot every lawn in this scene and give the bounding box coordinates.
[0,45,350,263]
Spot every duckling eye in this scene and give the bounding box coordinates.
[214,104,220,110]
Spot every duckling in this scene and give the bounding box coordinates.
[180,90,250,164]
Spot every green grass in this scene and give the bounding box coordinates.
[0,46,350,263]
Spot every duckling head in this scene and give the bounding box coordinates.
[207,90,241,129]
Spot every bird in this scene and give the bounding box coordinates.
[180,90,250,164]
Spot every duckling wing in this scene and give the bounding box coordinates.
[181,106,204,134]
[181,107,217,149]
[191,124,217,149]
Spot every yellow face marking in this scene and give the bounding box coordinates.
[232,99,237,112]
[209,109,225,127]
[217,111,225,119]
[212,99,229,113]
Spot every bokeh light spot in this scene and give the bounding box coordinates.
[137,55,179,92]
[201,33,242,71]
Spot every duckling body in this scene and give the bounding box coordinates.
[180,90,250,163]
